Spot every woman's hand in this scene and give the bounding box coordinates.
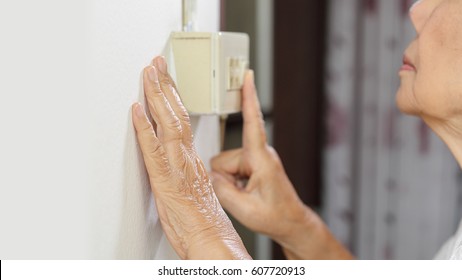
[210,71,308,239]
[211,72,353,259]
[132,56,250,260]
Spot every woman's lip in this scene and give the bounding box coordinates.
[401,55,416,71]
[400,64,416,71]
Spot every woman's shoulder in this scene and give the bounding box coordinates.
[434,219,462,260]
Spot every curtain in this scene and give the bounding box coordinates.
[324,0,462,259]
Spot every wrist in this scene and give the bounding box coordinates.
[186,229,251,260]
[272,204,318,249]
[273,206,353,260]
[185,210,252,260]
[187,236,251,260]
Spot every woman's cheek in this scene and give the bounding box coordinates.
[414,64,454,119]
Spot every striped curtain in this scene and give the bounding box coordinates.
[323,0,462,259]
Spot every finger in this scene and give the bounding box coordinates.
[242,70,267,150]
[153,56,193,147]
[143,65,183,148]
[210,171,248,212]
[132,103,171,185]
[210,148,242,176]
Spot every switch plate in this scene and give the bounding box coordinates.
[168,32,249,115]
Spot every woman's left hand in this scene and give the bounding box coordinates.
[132,56,250,260]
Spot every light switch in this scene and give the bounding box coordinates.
[168,32,249,115]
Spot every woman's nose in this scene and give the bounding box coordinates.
[409,0,434,34]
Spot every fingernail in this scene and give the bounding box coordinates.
[134,103,145,118]
[248,70,255,86]
[147,66,158,82]
[155,56,168,74]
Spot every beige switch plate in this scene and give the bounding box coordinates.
[168,32,249,115]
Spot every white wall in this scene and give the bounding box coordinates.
[0,0,220,259]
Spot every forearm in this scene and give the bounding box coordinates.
[274,206,354,260]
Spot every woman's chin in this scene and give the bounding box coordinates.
[395,88,420,116]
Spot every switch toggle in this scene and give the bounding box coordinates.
[227,57,248,91]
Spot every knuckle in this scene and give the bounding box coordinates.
[264,146,283,169]
[136,128,159,153]
[146,87,163,101]
[166,115,182,132]
[159,75,170,86]
[210,155,220,168]
[137,118,153,132]
[167,75,178,88]
[178,107,190,122]
[151,82,163,95]
[265,145,278,158]
[258,126,267,143]
[147,147,170,168]
[210,151,229,165]
[170,89,190,120]
[177,108,192,127]
[149,140,164,156]
[143,66,152,74]
[244,114,266,128]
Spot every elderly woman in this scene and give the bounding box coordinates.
[131,0,462,259]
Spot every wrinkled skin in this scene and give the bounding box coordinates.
[132,56,250,259]
[397,0,462,120]
[397,0,462,166]
[211,0,462,259]
[210,69,353,260]
[133,0,462,260]
[133,56,351,260]
[210,72,310,241]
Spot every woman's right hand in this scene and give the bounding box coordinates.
[211,71,353,259]
[211,71,308,240]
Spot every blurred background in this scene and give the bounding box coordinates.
[220,0,462,260]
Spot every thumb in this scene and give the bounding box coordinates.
[210,171,247,213]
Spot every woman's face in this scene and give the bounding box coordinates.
[397,0,462,121]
